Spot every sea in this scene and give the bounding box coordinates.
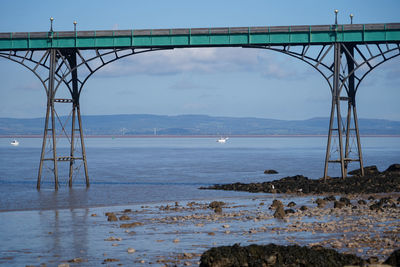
[0,136,399,265]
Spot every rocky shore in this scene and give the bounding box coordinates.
[200,244,400,267]
[201,164,400,194]
[82,192,399,266]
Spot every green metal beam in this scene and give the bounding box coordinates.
[0,23,399,50]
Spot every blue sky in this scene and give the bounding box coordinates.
[0,0,399,120]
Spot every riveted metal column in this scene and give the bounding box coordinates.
[344,44,364,176]
[37,75,51,190]
[37,49,60,190]
[68,50,78,187]
[77,104,89,187]
[335,43,346,179]
[49,49,59,189]
[352,100,364,176]
[65,49,90,188]
[324,43,345,179]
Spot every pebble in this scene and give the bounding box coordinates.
[173,239,180,243]
[127,248,136,254]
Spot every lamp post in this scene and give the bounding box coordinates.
[74,20,77,32]
[350,14,354,25]
[50,17,54,32]
[334,9,339,25]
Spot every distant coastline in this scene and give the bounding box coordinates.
[1,134,400,138]
[1,114,400,136]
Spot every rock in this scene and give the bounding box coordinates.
[103,258,119,263]
[369,203,382,211]
[339,197,351,206]
[173,239,180,243]
[285,209,295,214]
[104,236,122,241]
[201,170,400,195]
[300,206,308,211]
[107,213,118,222]
[368,196,376,201]
[209,201,225,213]
[384,249,400,266]
[213,206,223,213]
[58,264,70,267]
[348,165,380,176]
[315,198,326,208]
[127,248,136,254]
[264,169,278,174]
[199,244,365,267]
[367,256,379,264]
[270,200,283,209]
[334,201,345,209]
[324,195,336,202]
[274,205,286,219]
[287,201,296,207]
[123,209,132,213]
[209,201,225,209]
[119,215,130,221]
[358,199,367,205]
[384,163,400,174]
[222,224,230,228]
[266,255,276,265]
[120,222,143,228]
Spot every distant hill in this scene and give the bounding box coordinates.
[1,114,400,136]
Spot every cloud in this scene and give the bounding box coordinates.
[96,47,304,80]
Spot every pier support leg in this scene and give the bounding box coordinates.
[37,49,59,190]
[324,43,364,179]
[37,49,89,190]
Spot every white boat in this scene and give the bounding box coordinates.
[216,137,229,143]
[11,140,19,146]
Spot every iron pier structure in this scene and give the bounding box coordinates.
[1,21,399,189]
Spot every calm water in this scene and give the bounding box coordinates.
[0,136,399,266]
[0,136,399,211]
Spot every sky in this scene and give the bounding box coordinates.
[0,0,399,120]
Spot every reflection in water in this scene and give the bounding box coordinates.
[37,207,89,264]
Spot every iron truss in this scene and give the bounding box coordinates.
[0,39,399,189]
[246,41,400,178]
[0,47,168,189]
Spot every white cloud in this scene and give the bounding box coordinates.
[96,47,302,79]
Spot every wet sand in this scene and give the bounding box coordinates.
[3,193,397,266]
[0,189,399,266]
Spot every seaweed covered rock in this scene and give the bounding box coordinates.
[201,165,400,195]
[384,248,400,266]
[384,164,400,174]
[264,169,278,174]
[348,165,380,176]
[200,243,364,267]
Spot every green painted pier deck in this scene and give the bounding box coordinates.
[1,23,400,50]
